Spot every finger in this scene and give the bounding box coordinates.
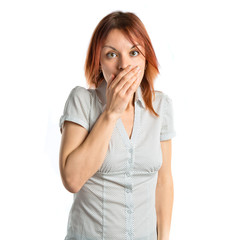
[125,74,142,96]
[120,66,141,87]
[110,65,133,88]
[107,74,115,89]
[121,68,141,93]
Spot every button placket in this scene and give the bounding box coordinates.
[125,144,135,240]
[128,148,133,164]
[127,209,132,214]
[125,147,135,240]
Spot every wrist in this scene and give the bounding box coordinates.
[158,237,169,240]
[103,109,119,122]
[102,109,119,123]
[157,232,170,240]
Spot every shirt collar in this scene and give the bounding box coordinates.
[96,80,146,109]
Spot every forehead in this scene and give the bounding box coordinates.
[103,29,142,46]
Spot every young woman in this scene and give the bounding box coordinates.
[59,11,176,240]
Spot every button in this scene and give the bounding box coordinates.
[125,188,131,193]
[128,159,132,163]
[126,172,131,177]
[128,149,133,153]
[126,204,132,209]
[127,209,132,214]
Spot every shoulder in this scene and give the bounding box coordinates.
[63,86,93,110]
[68,86,93,102]
[71,86,93,97]
[154,90,173,104]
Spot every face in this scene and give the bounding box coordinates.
[100,28,146,83]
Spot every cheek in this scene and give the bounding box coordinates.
[139,70,145,80]
[101,66,113,83]
[101,60,116,73]
[101,57,113,69]
[102,65,113,77]
[136,57,145,69]
[100,55,110,69]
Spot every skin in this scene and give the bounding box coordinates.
[100,28,146,113]
[156,139,174,240]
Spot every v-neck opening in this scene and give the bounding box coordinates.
[116,101,140,148]
[120,107,135,141]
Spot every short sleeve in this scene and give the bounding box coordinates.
[160,94,176,141]
[59,86,92,133]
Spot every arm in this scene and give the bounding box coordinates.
[155,139,174,240]
[59,110,118,193]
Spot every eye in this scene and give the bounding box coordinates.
[106,50,139,58]
[106,52,117,58]
[130,50,139,56]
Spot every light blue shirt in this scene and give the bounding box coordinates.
[59,80,176,240]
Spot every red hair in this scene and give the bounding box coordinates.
[84,11,160,117]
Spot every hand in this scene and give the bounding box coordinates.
[105,65,142,120]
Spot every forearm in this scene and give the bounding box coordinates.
[64,110,118,192]
[155,177,174,240]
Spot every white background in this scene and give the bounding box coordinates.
[0,0,239,239]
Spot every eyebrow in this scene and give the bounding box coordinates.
[102,44,140,51]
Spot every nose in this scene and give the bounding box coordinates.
[118,55,131,71]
